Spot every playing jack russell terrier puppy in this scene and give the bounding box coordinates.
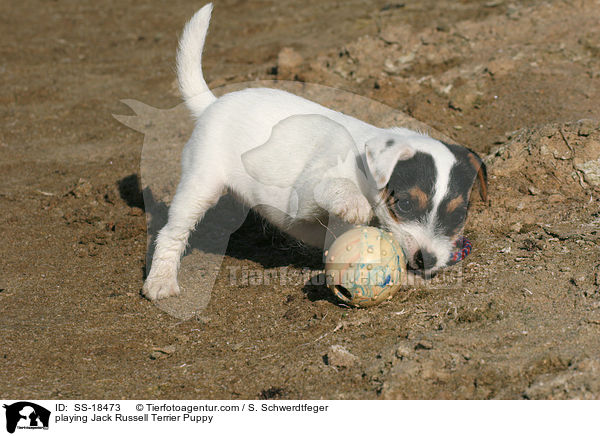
[142,3,487,301]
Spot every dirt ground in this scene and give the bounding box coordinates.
[2,0,600,399]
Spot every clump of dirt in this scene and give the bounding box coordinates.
[481,119,600,229]
[292,1,600,151]
[491,120,600,195]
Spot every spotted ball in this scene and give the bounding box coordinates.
[325,226,407,307]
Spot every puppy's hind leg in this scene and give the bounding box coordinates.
[143,169,225,301]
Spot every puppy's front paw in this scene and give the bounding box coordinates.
[143,276,181,301]
[330,195,372,224]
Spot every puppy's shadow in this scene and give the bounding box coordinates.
[118,175,324,277]
[118,174,144,209]
[301,272,344,306]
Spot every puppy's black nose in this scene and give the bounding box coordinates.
[414,249,437,270]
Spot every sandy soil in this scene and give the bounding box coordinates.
[1,0,600,399]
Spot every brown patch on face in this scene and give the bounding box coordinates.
[409,186,428,210]
[446,195,464,214]
[381,188,402,223]
[468,152,488,202]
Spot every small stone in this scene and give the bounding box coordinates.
[149,351,164,360]
[395,344,412,359]
[383,53,415,74]
[510,222,522,233]
[277,47,303,80]
[70,178,93,198]
[548,193,564,203]
[415,340,433,350]
[539,125,556,138]
[543,224,583,241]
[578,119,597,137]
[528,186,540,196]
[449,84,481,111]
[326,345,359,368]
[572,275,587,287]
[379,23,412,44]
[150,345,176,360]
[575,159,600,186]
[486,58,515,77]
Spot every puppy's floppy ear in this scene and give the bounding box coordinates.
[365,137,415,189]
[465,149,488,202]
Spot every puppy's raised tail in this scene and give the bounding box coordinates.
[177,3,217,118]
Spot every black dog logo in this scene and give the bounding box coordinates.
[3,402,50,434]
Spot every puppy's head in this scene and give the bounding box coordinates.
[365,131,487,275]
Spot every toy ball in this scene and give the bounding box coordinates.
[324,226,407,307]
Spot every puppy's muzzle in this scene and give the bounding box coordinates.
[412,249,437,271]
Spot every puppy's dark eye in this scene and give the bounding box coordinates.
[395,198,412,214]
[385,190,414,216]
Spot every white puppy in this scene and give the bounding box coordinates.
[143,3,486,300]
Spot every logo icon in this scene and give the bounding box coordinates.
[3,402,50,434]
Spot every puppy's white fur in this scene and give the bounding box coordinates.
[143,4,459,300]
